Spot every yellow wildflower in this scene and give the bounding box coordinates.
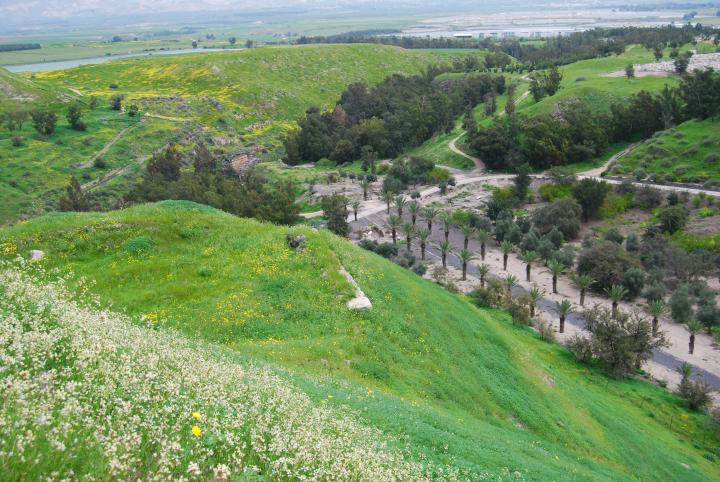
[192,412,202,420]
[191,425,202,437]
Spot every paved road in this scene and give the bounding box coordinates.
[352,212,720,389]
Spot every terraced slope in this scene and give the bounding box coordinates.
[1,201,719,480]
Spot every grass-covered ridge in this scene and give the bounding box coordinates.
[2,201,720,479]
[1,44,465,224]
[29,44,445,135]
[613,118,720,184]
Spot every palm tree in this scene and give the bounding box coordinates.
[500,241,513,271]
[676,362,693,382]
[458,249,475,281]
[422,206,439,232]
[570,273,594,306]
[687,319,702,354]
[459,222,475,250]
[521,250,539,282]
[646,300,665,337]
[477,263,490,288]
[394,195,407,217]
[476,229,490,261]
[605,284,628,320]
[359,178,370,201]
[503,274,519,296]
[409,201,421,227]
[350,200,361,221]
[382,190,394,214]
[439,240,452,268]
[386,215,401,244]
[401,223,415,251]
[416,228,431,260]
[528,285,545,318]
[439,211,453,242]
[554,299,573,334]
[547,259,565,294]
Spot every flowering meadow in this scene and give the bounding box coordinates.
[3,202,720,480]
[0,261,454,480]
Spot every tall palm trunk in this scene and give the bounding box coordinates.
[560,315,566,334]
[552,274,558,294]
[480,273,486,288]
[411,214,416,226]
[612,301,618,320]
[444,229,449,242]
[580,288,586,307]
[420,242,426,260]
[652,316,658,337]
[462,262,468,280]
[503,253,508,270]
[406,234,412,250]
[526,264,531,282]
[442,253,447,268]
[689,333,696,354]
[464,237,469,250]
[391,229,397,244]
[480,243,486,261]
[427,220,432,232]
[353,210,358,221]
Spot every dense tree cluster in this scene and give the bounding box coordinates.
[284,70,505,165]
[468,69,720,171]
[297,25,716,70]
[130,144,299,225]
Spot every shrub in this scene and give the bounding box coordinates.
[531,197,582,239]
[315,158,336,169]
[110,94,125,111]
[583,307,667,378]
[11,135,23,147]
[567,334,594,363]
[536,319,556,342]
[604,228,624,244]
[657,206,689,234]
[577,241,641,292]
[634,186,663,211]
[625,233,639,252]
[704,153,719,164]
[670,284,694,323]
[506,295,532,326]
[469,279,504,308]
[643,282,666,302]
[622,267,646,299]
[538,183,573,201]
[123,236,154,254]
[93,157,107,169]
[677,369,713,410]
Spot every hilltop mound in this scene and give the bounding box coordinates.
[31,44,439,134]
[1,201,719,480]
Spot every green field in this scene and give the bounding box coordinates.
[1,44,478,224]
[1,200,719,480]
[613,118,720,185]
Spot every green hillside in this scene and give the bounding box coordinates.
[612,118,720,185]
[0,45,466,224]
[2,201,719,480]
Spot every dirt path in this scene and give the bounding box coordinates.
[75,122,142,169]
[446,87,531,173]
[581,143,637,178]
[449,132,484,171]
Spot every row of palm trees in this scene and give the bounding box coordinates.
[377,197,697,353]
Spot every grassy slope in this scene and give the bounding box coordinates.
[0,44,467,224]
[1,200,719,480]
[419,45,708,171]
[613,118,720,184]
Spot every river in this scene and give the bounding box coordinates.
[5,48,241,73]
